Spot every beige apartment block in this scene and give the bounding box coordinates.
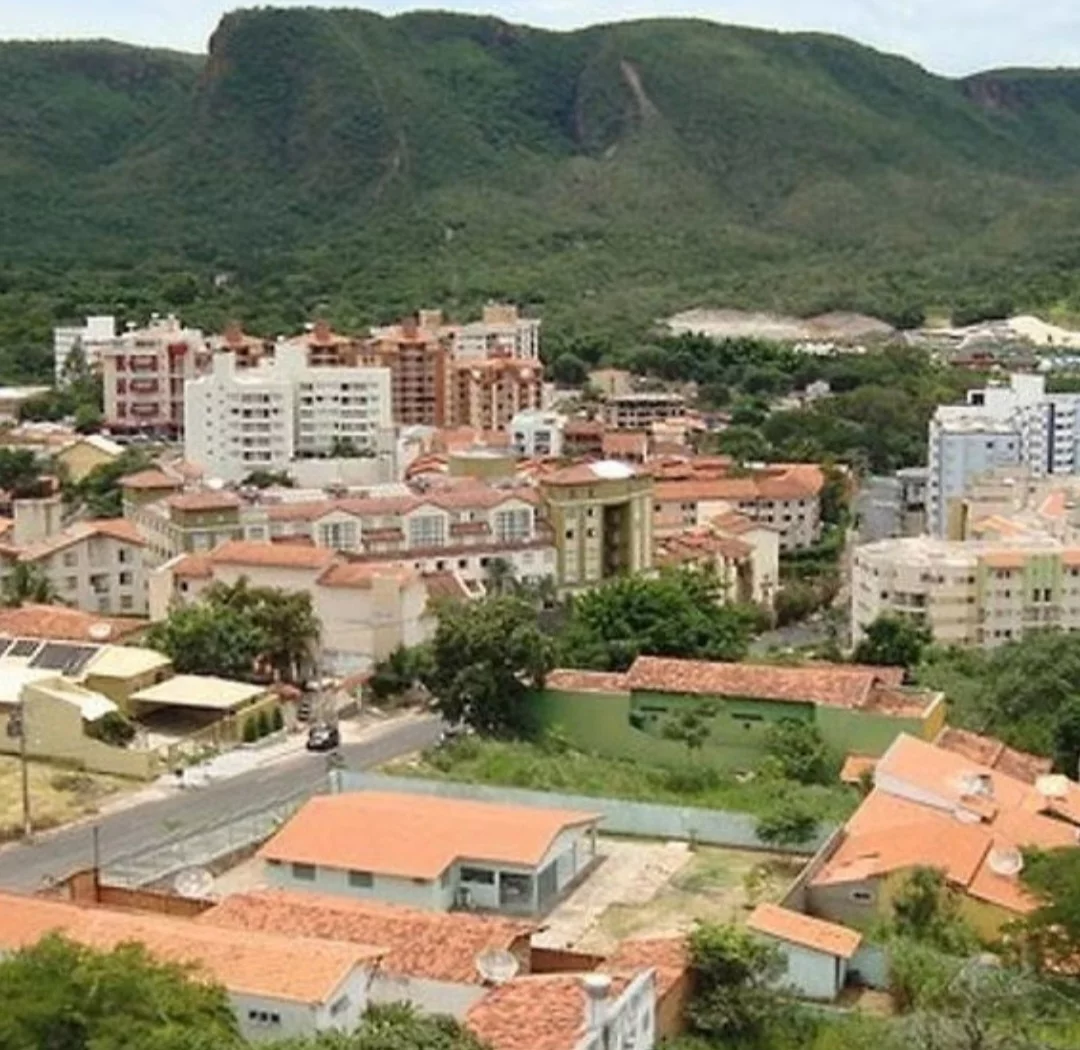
[852,534,1080,649]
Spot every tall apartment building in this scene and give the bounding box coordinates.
[540,461,654,590]
[53,315,117,382]
[450,357,544,431]
[210,323,269,370]
[184,345,392,482]
[101,315,209,436]
[601,392,687,430]
[442,303,541,362]
[927,373,1080,535]
[365,319,452,427]
[852,534,1080,649]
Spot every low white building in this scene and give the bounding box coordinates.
[184,344,393,482]
[53,314,117,382]
[511,410,566,459]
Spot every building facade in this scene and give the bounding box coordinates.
[365,320,452,427]
[510,411,566,459]
[601,392,687,430]
[53,315,117,382]
[448,303,541,362]
[450,357,544,431]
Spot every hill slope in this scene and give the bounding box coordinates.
[6,8,1080,369]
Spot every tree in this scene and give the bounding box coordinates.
[0,448,44,497]
[74,448,155,519]
[269,1002,488,1050]
[853,614,930,670]
[889,867,977,954]
[662,701,718,756]
[425,595,553,738]
[686,923,789,1044]
[712,425,771,464]
[329,436,362,458]
[241,469,294,489]
[0,934,242,1050]
[483,557,517,597]
[370,645,432,704]
[764,718,833,785]
[550,351,588,387]
[2,563,58,607]
[755,798,819,848]
[145,603,267,680]
[1016,847,1080,970]
[86,711,136,748]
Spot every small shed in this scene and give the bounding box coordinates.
[746,903,862,1002]
[129,674,276,744]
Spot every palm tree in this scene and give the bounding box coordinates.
[2,563,58,607]
[484,557,517,597]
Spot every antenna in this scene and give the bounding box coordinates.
[474,949,520,985]
[173,867,214,899]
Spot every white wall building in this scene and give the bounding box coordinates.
[928,374,1080,535]
[53,315,117,382]
[511,410,566,459]
[450,303,541,362]
[184,344,393,482]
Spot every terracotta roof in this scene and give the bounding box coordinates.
[563,420,605,438]
[210,540,336,571]
[0,518,11,539]
[546,669,629,694]
[656,531,753,566]
[265,500,336,523]
[544,461,645,486]
[19,519,145,562]
[979,550,1028,570]
[0,891,378,1005]
[935,727,1052,785]
[711,511,761,535]
[119,469,182,491]
[167,491,242,512]
[625,656,881,710]
[655,478,759,503]
[467,973,636,1050]
[316,561,416,589]
[0,605,143,643]
[655,463,825,504]
[602,432,648,456]
[170,553,214,580]
[201,889,532,985]
[604,938,688,996]
[840,754,877,785]
[747,904,862,958]
[423,571,472,603]
[260,792,600,880]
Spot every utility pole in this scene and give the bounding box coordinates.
[10,700,31,840]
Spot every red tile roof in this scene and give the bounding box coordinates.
[210,540,336,571]
[171,553,214,580]
[747,904,862,958]
[19,519,146,562]
[423,571,473,603]
[315,561,416,589]
[120,469,182,491]
[0,604,144,643]
[604,938,688,996]
[201,889,533,985]
[546,669,630,694]
[839,754,877,785]
[167,491,242,512]
[935,727,1052,786]
[260,792,600,880]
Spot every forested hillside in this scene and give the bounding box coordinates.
[6,8,1080,377]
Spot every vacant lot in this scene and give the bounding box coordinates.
[0,757,133,840]
[537,838,804,954]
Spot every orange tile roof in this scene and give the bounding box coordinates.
[423,571,472,603]
[604,938,688,996]
[935,727,1052,785]
[0,891,379,1004]
[120,469,182,491]
[979,550,1029,570]
[545,669,630,694]
[839,754,877,785]
[0,604,144,643]
[171,553,214,580]
[210,540,336,571]
[747,904,862,958]
[264,500,336,523]
[260,792,601,880]
[467,973,636,1050]
[625,656,881,709]
[167,491,242,512]
[602,432,649,456]
[655,478,760,502]
[18,519,145,562]
[201,889,533,985]
[316,561,416,589]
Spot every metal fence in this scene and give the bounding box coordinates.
[102,780,323,888]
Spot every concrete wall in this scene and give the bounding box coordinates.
[234,966,366,1042]
[265,859,450,910]
[768,940,844,1001]
[369,972,486,1019]
[338,773,834,853]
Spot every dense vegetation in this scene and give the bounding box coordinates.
[9,10,1080,374]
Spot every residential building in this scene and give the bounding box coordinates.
[450,356,544,431]
[540,461,654,590]
[100,315,209,436]
[0,603,145,644]
[851,533,1080,648]
[202,889,535,1019]
[0,892,381,1041]
[153,541,435,674]
[530,657,944,771]
[562,419,606,458]
[934,725,1053,784]
[210,322,270,369]
[588,369,633,398]
[282,320,364,368]
[366,318,452,426]
[53,315,117,382]
[602,392,687,430]
[133,490,245,562]
[927,373,1080,535]
[805,733,1080,939]
[258,791,601,916]
[652,462,825,552]
[445,303,541,362]
[184,343,393,482]
[54,434,125,484]
[0,386,50,422]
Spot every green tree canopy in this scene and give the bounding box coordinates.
[1017,847,1080,971]
[2,562,58,607]
[763,718,834,785]
[146,602,268,680]
[853,614,931,670]
[268,1002,488,1050]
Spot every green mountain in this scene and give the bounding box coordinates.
[6,8,1080,373]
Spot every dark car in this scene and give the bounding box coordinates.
[306,723,340,751]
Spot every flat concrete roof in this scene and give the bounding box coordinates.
[130,675,266,712]
[83,646,172,680]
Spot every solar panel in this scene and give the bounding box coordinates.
[9,639,41,658]
[0,637,13,658]
[31,643,99,675]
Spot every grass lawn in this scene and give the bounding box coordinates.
[385,737,858,824]
[0,757,135,840]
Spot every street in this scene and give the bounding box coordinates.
[0,714,441,892]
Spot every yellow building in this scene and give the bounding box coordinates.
[55,435,125,483]
[540,460,653,590]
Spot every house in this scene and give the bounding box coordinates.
[466,970,657,1050]
[0,604,145,644]
[746,903,862,1001]
[530,657,944,771]
[258,791,601,916]
[805,733,1080,939]
[54,434,125,483]
[200,888,535,1019]
[0,891,382,1041]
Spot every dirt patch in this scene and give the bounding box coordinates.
[665,308,893,343]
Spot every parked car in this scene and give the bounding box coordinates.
[306,723,340,752]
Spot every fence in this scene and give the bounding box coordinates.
[337,771,837,853]
[102,780,323,888]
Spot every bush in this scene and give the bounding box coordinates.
[763,718,834,785]
[255,709,271,739]
[756,798,820,848]
[242,717,257,743]
[86,711,136,748]
[270,706,284,732]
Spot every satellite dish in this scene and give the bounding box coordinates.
[173,867,214,899]
[1036,774,1070,800]
[88,623,113,642]
[475,948,520,985]
[987,847,1024,878]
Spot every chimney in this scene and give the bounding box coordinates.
[13,494,63,548]
[581,974,612,1033]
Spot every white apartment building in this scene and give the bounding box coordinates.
[448,304,541,361]
[511,410,566,459]
[53,315,117,382]
[927,373,1080,535]
[184,345,393,482]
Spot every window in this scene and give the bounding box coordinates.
[65,576,78,592]
[348,869,373,888]
[62,551,78,568]
[850,889,874,904]
[408,514,446,548]
[460,866,496,885]
[494,508,532,543]
[329,995,351,1018]
[120,595,134,611]
[118,572,133,587]
[319,521,359,550]
[292,862,316,881]
[247,1011,281,1026]
[117,547,131,564]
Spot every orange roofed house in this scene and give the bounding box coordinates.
[258,791,601,916]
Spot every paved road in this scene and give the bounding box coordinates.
[0,715,441,892]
